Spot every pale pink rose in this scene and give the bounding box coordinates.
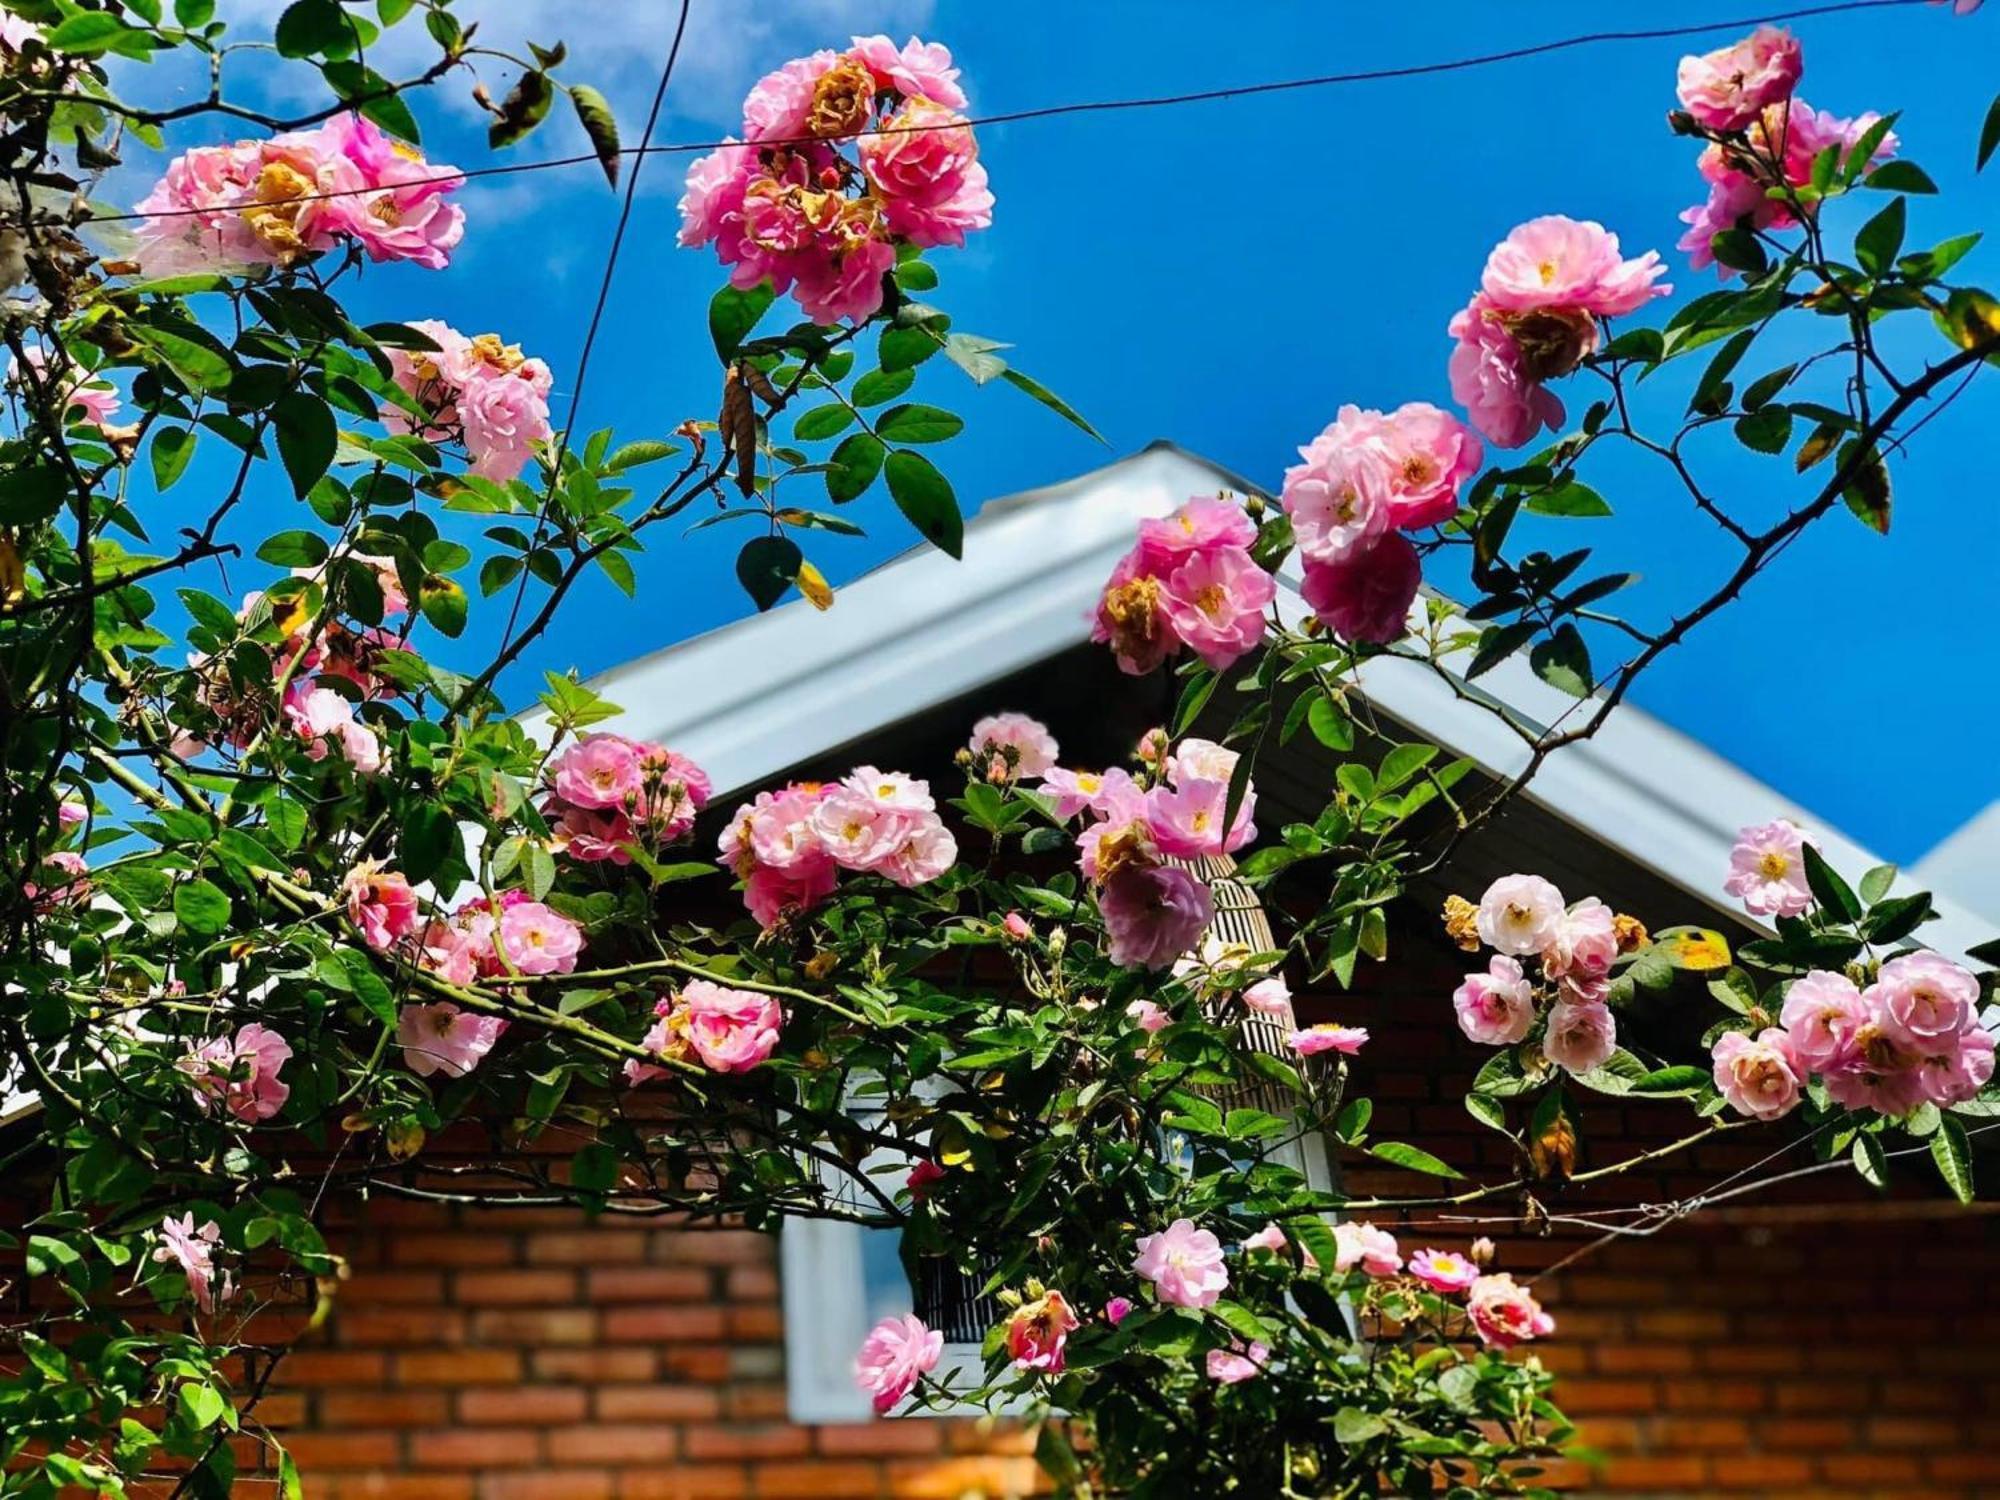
[844,766,936,813]
[853,1313,942,1415]
[25,850,90,912]
[1103,1296,1133,1326]
[9,346,121,431]
[1546,896,1618,981]
[622,1007,679,1088]
[1824,1018,1928,1116]
[1778,969,1868,1070]
[678,142,759,249]
[1168,737,1240,785]
[1453,954,1536,1046]
[859,98,993,248]
[1160,546,1276,670]
[1135,727,1171,766]
[1723,818,1815,918]
[678,980,785,1074]
[1923,1027,1995,1106]
[1240,1223,1288,1255]
[1543,999,1617,1075]
[548,802,635,866]
[1000,911,1033,943]
[1100,863,1213,971]
[1332,1221,1402,1278]
[792,230,898,326]
[1137,496,1261,568]
[397,1002,507,1079]
[1145,776,1255,860]
[1408,1248,1481,1294]
[1127,998,1170,1034]
[743,857,839,930]
[1476,874,1566,956]
[285,686,382,774]
[1005,1290,1079,1375]
[1478,215,1671,319]
[736,785,834,873]
[179,1023,292,1124]
[741,49,841,140]
[1360,402,1485,530]
[132,139,301,272]
[1037,766,1127,820]
[1712,1028,1804,1120]
[1288,1024,1369,1057]
[969,713,1060,777]
[848,34,967,108]
[1467,1273,1554,1348]
[1676,26,1803,131]
[153,1213,229,1312]
[1133,1218,1228,1309]
[812,786,913,871]
[1242,977,1294,1020]
[1869,952,1978,1051]
[876,812,957,887]
[1283,436,1389,565]
[343,861,420,951]
[315,113,465,270]
[496,900,583,977]
[907,1159,947,1198]
[1299,532,1421,645]
[1077,791,1157,881]
[457,364,552,482]
[1447,294,1570,449]
[1207,1342,1268,1384]
[1093,546,1183,675]
[410,917,479,987]
[58,800,87,827]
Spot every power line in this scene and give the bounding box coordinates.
[75,0,1930,229]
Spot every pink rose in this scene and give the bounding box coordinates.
[678,980,785,1074]
[1005,1289,1079,1375]
[1676,26,1804,131]
[550,735,644,812]
[1139,497,1259,567]
[343,861,420,951]
[1453,955,1536,1046]
[742,50,840,141]
[1546,896,1618,981]
[1206,1342,1268,1384]
[1723,819,1814,918]
[847,34,967,109]
[969,713,1060,778]
[1923,1027,1995,1106]
[1099,864,1213,971]
[1778,969,1867,1070]
[1447,294,1569,449]
[1133,1218,1229,1310]
[9,346,121,432]
[179,1023,292,1124]
[152,1213,230,1312]
[1824,1014,1928,1117]
[1283,432,1388,565]
[496,900,584,977]
[1127,998,1170,1034]
[1408,1248,1480,1294]
[1476,873,1566,956]
[397,1002,507,1079]
[1242,977,1294,1020]
[853,1313,942,1414]
[1103,1296,1134,1326]
[1477,215,1670,320]
[1332,1221,1402,1278]
[1145,776,1255,861]
[1467,1273,1554,1348]
[858,98,993,248]
[1711,1028,1804,1120]
[1287,1024,1369,1057]
[907,1159,947,1198]
[1868,952,1978,1052]
[1298,532,1422,645]
[1159,546,1277,670]
[1542,998,1617,1075]
[743,857,839,930]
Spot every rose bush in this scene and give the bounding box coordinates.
[0,9,1996,1500]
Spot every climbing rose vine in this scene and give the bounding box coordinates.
[0,10,1996,1500]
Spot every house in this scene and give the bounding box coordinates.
[14,445,1999,1499]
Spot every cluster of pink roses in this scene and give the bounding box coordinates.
[395,887,585,987]
[1449,215,1671,449]
[1091,497,1275,676]
[1713,953,1994,1120]
[716,764,956,929]
[680,35,992,325]
[177,1022,292,1124]
[1282,402,1483,646]
[542,731,712,866]
[135,112,464,275]
[1450,874,1634,1076]
[1671,26,1898,277]
[623,979,785,1084]
[383,319,554,484]
[1044,733,1256,970]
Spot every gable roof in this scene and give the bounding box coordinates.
[539,443,1993,963]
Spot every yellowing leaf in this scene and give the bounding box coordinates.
[1651,925,1733,972]
[795,560,833,611]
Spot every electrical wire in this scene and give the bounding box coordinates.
[69,0,1931,229]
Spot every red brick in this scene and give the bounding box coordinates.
[583,1267,713,1304]
[344,1271,449,1304]
[476,1472,613,1500]
[282,1432,402,1470]
[390,1234,515,1269]
[817,1422,946,1457]
[459,1387,590,1425]
[1600,1455,1710,1489]
[467,1308,597,1344]
[410,1430,542,1468]
[455,1270,579,1306]
[750,1461,883,1499]
[601,1306,728,1342]
[285,1351,389,1388]
[318,1478,474,1500]
[614,1467,752,1500]
[592,1386,721,1422]
[1706,1454,1815,1489]
[547,1426,682,1465]
[532,1349,656,1383]
[883,1455,1040,1498]
[525,1230,648,1265]
[396,1351,523,1387]
[680,1424,813,1462]
[319,1392,450,1429]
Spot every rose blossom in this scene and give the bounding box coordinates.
[1127,998,1170,1034]
[1723,819,1814,917]
[906,1159,946,1198]
[1242,976,1294,1020]
[1408,1248,1481,1294]
[853,1313,941,1414]
[1288,1024,1369,1057]
[1145,775,1254,860]
[1476,874,1566,956]
[9,346,121,432]
[1005,1289,1080,1375]
[1158,546,1276,669]
[1104,1296,1134,1326]
[1283,431,1387,566]
[1038,766,1133,819]
[1923,1026,1996,1106]
[858,98,993,248]
[1240,1223,1289,1255]
[848,34,967,108]
[1824,1016,1927,1116]
[1448,294,1570,449]
[1467,1273,1555,1348]
[551,734,645,810]
[1332,1221,1402,1278]
[968,712,1059,777]
[679,980,785,1073]
[495,900,583,977]
[343,861,419,951]
[179,1023,292,1124]
[1477,215,1671,319]
[1099,864,1213,971]
[153,1213,229,1312]
[1868,952,1978,1051]
[1134,1219,1229,1310]
[1207,1342,1268,1384]
[286,686,382,774]
[1543,999,1617,1075]
[1676,26,1803,131]
[1453,955,1537,1046]
[397,1002,507,1079]
[1298,532,1422,644]
[1778,969,1868,1070]
[1711,1028,1804,1120]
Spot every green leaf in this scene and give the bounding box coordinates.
[1862,891,1933,944]
[570,1142,618,1202]
[339,948,396,1025]
[1464,1092,1509,1133]
[418,576,467,638]
[275,0,349,56]
[150,427,197,491]
[605,439,677,472]
[824,432,886,504]
[133,326,233,392]
[1529,623,1592,698]
[1863,161,1936,195]
[1801,844,1862,923]
[709,282,775,365]
[273,392,337,498]
[879,325,940,373]
[568,85,621,188]
[1837,439,1892,534]
[0,465,68,526]
[1334,1408,1387,1445]
[1734,406,1793,455]
[736,535,802,612]
[939,331,1010,382]
[1858,863,1898,905]
[1465,620,1537,680]
[173,878,231,936]
[1854,196,1907,276]
[791,404,855,443]
[1306,695,1353,751]
[1524,481,1611,518]
[46,13,134,53]
[178,1383,228,1430]
[401,804,458,885]
[1931,1114,1974,1204]
[1630,1065,1709,1096]
[1366,1141,1465,1180]
[884,450,962,558]
[876,403,965,444]
[1979,92,2000,172]
[1851,1131,1889,1189]
[489,69,555,149]
[999,367,1104,441]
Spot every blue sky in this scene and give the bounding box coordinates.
[116,1,1998,863]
